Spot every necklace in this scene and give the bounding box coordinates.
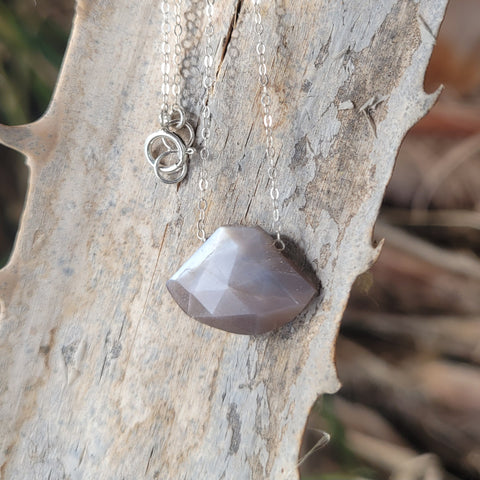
[146,0,317,335]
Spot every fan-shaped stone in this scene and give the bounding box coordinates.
[166,225,317,334]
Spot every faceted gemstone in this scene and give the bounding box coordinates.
[166,225,317,335]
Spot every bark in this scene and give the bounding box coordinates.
[0,1,448,478]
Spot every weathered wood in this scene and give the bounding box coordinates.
[0,1,447,478]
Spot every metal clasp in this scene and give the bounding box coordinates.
[144,106,195,184]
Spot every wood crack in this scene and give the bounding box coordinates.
[216,0,243,81]
[145,446,155,474]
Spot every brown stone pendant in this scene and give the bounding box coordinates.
[166,225,317,335]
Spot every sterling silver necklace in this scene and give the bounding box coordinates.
[145,0,317,335]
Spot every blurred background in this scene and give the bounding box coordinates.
[0,1,479,479]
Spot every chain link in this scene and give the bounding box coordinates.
[196,0,215,242]
[172,0,183,109]
[160,0,183,119]
[253,0,284,250]
[160,1,171,120]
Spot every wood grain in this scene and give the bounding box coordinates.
[0,1,447,478]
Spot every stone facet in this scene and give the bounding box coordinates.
[166,225,317,335]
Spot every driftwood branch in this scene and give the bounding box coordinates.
[0,1,447,478]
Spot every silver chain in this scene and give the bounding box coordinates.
[172,0,183,109]
[194,0,284,247]
[145,2,194,184]
[160,0,171,119]
[253,0,284,250]
[196,0,215,242]
[160,0,184,117]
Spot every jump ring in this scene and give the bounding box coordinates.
[154,158,188,184]
[154,150,184,173]
[273,237,285,252]
[145,129,186,168]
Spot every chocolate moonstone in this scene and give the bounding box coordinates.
[166,225,317,335]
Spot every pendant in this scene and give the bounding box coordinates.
[166,225,317,335]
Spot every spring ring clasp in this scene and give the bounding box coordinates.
[144,106,195,184]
